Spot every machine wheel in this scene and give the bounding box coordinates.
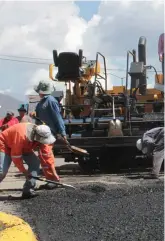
[99,147,138,173]
[78,49,83,67]
[53,50,58,67]
[78,156,98,174]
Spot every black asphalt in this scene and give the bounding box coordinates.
[8,181,164,241]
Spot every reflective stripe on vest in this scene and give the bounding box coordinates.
[11,155,22,158]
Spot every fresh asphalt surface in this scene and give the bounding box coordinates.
[0,158,164,241]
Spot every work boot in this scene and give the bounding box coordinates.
[150,173,159,179]
[144,173,159,180]
[22,189,39,199]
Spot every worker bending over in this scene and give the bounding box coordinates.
[0,111,19,131]
[136,127,164,179]
[0,123,59,199]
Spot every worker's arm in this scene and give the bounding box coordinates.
[38,144,57,178]
[142,132,155,155]
[49,99,66,137]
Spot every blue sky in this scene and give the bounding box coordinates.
[75,1,100,21]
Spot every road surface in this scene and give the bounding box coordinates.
[0,159,164,241]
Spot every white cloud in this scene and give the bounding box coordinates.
[0,0,163,100]
[0,88,11,94]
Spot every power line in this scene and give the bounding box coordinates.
[0,57,49,65]
[106,72,125,79]
[106,69,162,73]
[0,54,52,61]
[0,55,162,73]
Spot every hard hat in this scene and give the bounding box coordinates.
[34,80,55,95]
[6,111,14,116]
[34,125,56,144]
[18,104,27,112]
[136,139,142,151]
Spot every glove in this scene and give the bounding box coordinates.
[56,134,69,145]
[62,135,69,145]
[29,112,36,118]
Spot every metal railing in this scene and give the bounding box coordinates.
[91,52,108,127]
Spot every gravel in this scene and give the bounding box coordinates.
[3,182,164,241]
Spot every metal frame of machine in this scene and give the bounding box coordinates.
[28,36,164,173]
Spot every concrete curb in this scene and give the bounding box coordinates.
[0,212,38,241]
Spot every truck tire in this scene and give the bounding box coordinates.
[79,49,83,67]
[53,50,58,67]
[78,156,98,174]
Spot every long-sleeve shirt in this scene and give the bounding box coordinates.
[142,127,164,154]
[158,33,164,56]
[35,95,66,136]
[0,117,19,131]
[0,123,55,173]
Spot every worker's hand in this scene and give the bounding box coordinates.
[62,135,69,145]
[29,111,36,118]
[56,134,69,144]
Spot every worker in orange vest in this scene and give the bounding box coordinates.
[0,122,59,199]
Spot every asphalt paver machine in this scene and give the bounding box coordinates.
[31,36,164,173]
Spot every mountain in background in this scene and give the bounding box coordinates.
[0,94,22,118]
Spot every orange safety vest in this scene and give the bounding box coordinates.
[0,123,54,173]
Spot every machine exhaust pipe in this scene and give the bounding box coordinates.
[138,36,147,95]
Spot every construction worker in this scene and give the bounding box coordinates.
[0,122,59,199]
[136,127,164,179]
[16,104,32,123]
[31,80,67,142]
[0,111,19,131]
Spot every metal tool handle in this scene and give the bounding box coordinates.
[30,175,76,189]
[112,96,116,120]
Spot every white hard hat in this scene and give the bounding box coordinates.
[34,125,56,144]
[34,80,55,95]
[136,139,142,151]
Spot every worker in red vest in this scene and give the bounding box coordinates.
[0,122,59,199]
[0,111,19,131]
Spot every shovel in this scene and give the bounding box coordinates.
[33,115,89,156]
[30,175,76,190]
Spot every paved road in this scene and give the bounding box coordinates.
[0,160,164,241]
